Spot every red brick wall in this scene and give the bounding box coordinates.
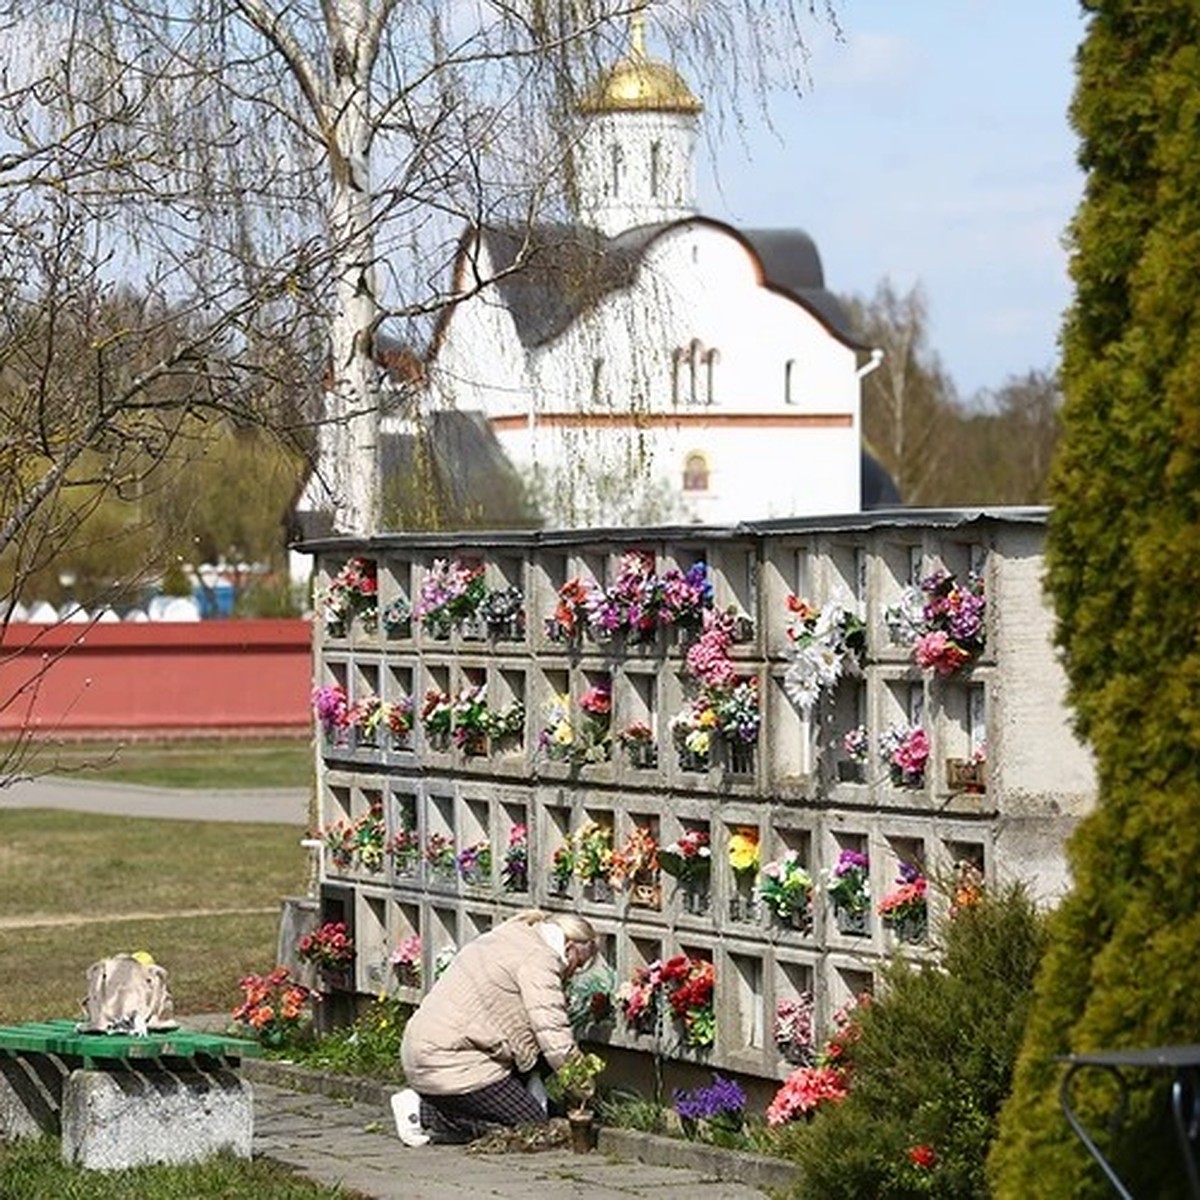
[0,620,314,738]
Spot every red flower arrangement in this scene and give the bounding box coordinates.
[231,966,317,1047]
[616,952,715,1047]
[297,921,354,972]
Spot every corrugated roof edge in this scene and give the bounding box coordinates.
[293,506,1049,555]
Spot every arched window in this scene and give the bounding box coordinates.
[591,358,605,406]
[688,339,702,405]
[650,141,662,197]
[784,358,798,404]
[682,452,710,492]
[704,348,720,405]
[609,144,624,198]
[671,347,684,406]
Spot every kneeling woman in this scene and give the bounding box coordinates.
[394,910,597,1145]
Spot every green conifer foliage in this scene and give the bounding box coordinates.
[989,6,1200,1196]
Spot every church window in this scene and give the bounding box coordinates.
[683,452,710,492]
[704,348,719,404]
[671,348,684,405]
[784,358,798,404]
[609,144,624,197]
[650,141,662,197]
[591,358,606,406]
[688,339,702,405]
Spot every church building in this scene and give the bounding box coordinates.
[391,17,893,529]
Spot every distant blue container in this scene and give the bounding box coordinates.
[193,581,236,619]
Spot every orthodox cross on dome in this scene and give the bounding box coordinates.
[630,7,647,60]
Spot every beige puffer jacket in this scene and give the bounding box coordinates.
[400,917,578,1095]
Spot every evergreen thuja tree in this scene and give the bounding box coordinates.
[989,5,1200,1197]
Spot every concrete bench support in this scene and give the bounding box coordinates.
[0,1052,71,1138]
[61,1066,253,1171]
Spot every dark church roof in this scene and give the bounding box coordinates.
[467,218,864,351]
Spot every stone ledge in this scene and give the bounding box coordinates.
[244,1058,799,1193]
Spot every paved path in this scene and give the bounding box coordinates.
[254,1080,776,1200]
[1,775,310,825]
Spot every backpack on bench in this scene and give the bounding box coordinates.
[78,953,177,1035]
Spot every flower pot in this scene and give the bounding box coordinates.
[568,1113,597,1154]
[460,730,488,757]
[630,880,661,910]
[728,894,759,924]
[946,757,986,793]
[547,873,573,899]
[834,906,870,937]
[837,759,866,784]
[776,910,813,936]
[888,910,928,944]
[722,741,756,776]
[625,742,658,770]
[676,749,709,773]
[424,613,453,641]
[487,615,524,642]
[459,614,486,641]
[390,732,412,753]
[681,886,711,916]
[583,879,613,904]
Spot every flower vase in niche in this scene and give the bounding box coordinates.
[584,878,613,904]
[630,874,662,910]
[548,870,573,899]
[835,906,870,937]
[728,892,759,924]
[461,730,488,758]
[724,739,755,776]
[946,756,986,793]
[677,747,709,774]
[427,612,452,641]
[682,885,711,916]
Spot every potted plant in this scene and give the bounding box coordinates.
[414,558,486,638]
[231,967,317,1049]
[319,556,378,637]
[389,934,422,988]
[886,569,987,676]
[553,1051,606,1153]
[573,821,614,902]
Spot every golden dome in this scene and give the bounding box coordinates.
[578,13,701,115]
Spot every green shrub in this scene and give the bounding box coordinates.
[778,884,1044,1199]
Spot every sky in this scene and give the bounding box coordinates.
[693,1,1086,400]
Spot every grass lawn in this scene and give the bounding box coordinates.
[8,737,313,790]
[0,1140,368,1199]
[0,809,310,1022]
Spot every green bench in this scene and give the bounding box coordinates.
[0,1019,262,1170]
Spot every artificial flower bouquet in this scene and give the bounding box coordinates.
[420,689,453,748]
[773,994,816,1065]
[758,850,814,923]
[616,953,715,1048]
[657,829,712,887]
[609,825,659,902]
[390,934,422,986]
[480,584,525,637]
[500,823,529,892]
[782,594,866,712]
[423,832,457,879]
[231,966,317,1048]
[877,861,929,941]
[312,683,350,744]
[414,558,486,635]
[297,921,354,973]
[572,820,614,885]
[456,839,492,886]
[888,568,987,676]
[386,827,420,875]
[617,721,658,768]
[320,556,378,635]
[544,576,599,643]
[879,723,931,787]
[826,848,870,916]
[539,685,612,766]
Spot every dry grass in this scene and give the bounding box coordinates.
[6,737,312,790]
[0,809,310,1023]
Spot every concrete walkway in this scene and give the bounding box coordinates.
[252,1075,784,1199]
[1,775,310,825]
